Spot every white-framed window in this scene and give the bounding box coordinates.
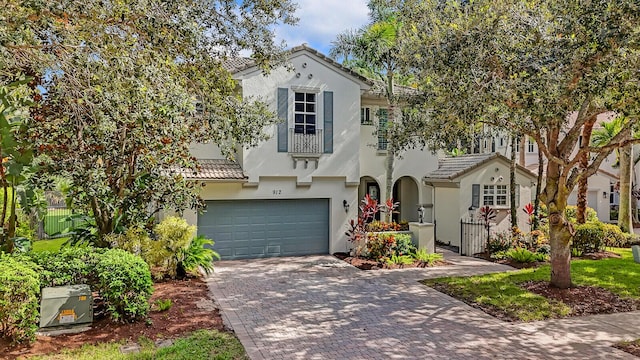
[294,92,316,134]
[484,185,507,206]
[527,139,535,153]
[499,137,505,147]
[361,107,372,125]
[377,108,388,150]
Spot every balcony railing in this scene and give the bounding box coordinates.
[289,128,323,154]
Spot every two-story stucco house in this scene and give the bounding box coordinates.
[183,45,536,260]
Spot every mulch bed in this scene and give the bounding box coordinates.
[521,281,640,317]
[333,252,451,270]
[0,278,225,360]
[614,340,640,357]
[575,251,622,260]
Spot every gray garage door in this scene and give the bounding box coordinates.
[198,199,330,260]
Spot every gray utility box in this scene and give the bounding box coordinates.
[39,285,93,328]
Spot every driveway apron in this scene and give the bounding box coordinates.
[206,255,638,360]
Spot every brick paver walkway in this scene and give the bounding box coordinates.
[206,250,640,359]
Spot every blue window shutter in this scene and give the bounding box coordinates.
[471,184,480,208]
[277,88,288,152]
[323,91,333,153]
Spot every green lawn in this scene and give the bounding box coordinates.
[32,330,247,360]
[32,238,67,253]
[422,248,640,322]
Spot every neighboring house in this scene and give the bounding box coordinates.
[182,45,531,259]
[423,153,537,248]
[478,113,639,224]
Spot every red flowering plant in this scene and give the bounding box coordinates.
[345,194,381,257]
[346,195,402,257]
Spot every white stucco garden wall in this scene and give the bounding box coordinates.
[431,159,536,248]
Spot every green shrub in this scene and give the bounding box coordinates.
[602,223,626,248]
[536,244,551,255]
[505,248,538,263]
[390,233,416,256]
[366,232,396,260]
[94,249,153,322]
[385,254,414,266]
[0,254,40,343]
[413,248,443,265]
[572,221,605,256]
[180,235,219,276]
[29,247,105,287]
[623,233,640,247]
[486,231,514,254]
[564,205,598,224]
[152,217,196,279]
[153,299,173,312]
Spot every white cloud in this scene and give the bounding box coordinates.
[274,0,369,55]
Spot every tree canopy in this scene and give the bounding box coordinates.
[1,0,297,243]
[400,0,640,287]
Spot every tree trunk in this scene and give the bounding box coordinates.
[384,70,395,223]
[545,159,573,289]
[518,136,526,166]
[549,209,573,289]
[532,151,543,230]
[510,134,517,230]
[619,131,633,233]
[576,119,596,224]
[385,148,394,223]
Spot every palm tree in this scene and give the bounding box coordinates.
[330,4,403,222]
[592,117,633,233]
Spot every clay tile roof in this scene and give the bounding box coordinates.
[424,153,499,181]
[222,44,373,87]
[182,159,247,181]
[424,153,536,181]
[222,57,256,73]
[364,80,420,98]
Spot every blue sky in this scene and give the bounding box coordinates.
[273,0,370,56]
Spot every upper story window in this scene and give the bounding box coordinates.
[294,92,316,135]
[527,139,535,153]
[361,107,372,125]
[483,185,507,206]
[377,108,388,150]
[499,137,504,147]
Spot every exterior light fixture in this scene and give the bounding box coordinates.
[343,200,350,213]
[603,191,607,199]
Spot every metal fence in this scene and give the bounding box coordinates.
[460,219,491,256]
[37,192,83,239]
[289,129,324,154]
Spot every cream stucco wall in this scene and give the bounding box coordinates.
[432,159,536,247]
[237,52,363,185]
[184,50,368,254]
[358,99,439,222]
[434,186,460,246]
[567,173,612,223]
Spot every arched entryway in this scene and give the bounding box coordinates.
[392,176,419,222]
[359,176,381,220]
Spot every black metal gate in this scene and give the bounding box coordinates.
[460,219,491,256]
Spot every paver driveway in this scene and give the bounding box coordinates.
[207,254,640,359]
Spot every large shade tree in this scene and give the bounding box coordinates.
[401,0,640,288]
[1,0,297,245]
